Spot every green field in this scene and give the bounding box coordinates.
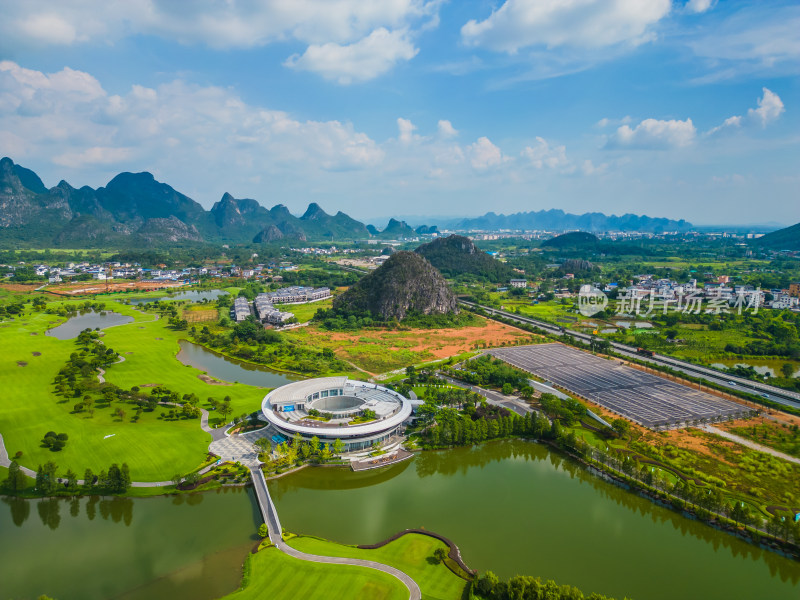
[226,533,468,600]
[225,545,407,600]
[288,534,469,600]
[0,299,268,482]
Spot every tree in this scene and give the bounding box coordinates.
[781,363,794,378]
[332,438,345,456]
[501,383,514,395]
[433,547,447,564]
[258,523,269,538]
[320,444,333,462]
[612,418,631,439]
[35,462,58,495]
[84,468,95,490]
[218,400,233,423]
[64,469,79,494]
[4,460,27,492]
[171,473,184,488]
[310,435,321,456]
[184,471,201,487]
[254,437,271,453]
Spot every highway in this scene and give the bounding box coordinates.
[459,299,800,410]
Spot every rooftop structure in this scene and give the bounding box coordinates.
[262,286,330,304]
[262,377,412,452]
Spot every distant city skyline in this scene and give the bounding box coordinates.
[1,1,797,225]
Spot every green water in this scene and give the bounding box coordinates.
[0,488,259,600]
[269,440,800,600]
[176,340,300,387]
[46,310,135,340]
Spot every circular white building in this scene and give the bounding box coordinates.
[262,377,412,452]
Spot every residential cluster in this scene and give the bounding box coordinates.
[231,286,332,326]
[618,275,799,311]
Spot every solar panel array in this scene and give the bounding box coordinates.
[489,344,747,429]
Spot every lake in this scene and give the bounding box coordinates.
[176,340,301,388]
[127,290,229,305]
[270,440,800,600]
[0,488,259,600]
[46,310,135,340]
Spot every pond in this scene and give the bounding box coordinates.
[711,358,800,379]
[615,320,655,329]
[46,310,135,340]
[127,289,229,305]
[269,440,800,600]
[177,340,301,388]
[0,488,259,600]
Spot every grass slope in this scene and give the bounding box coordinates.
[289,534,468,600]
[0,300,268,482]
[226,545,407,600]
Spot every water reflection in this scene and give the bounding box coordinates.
[37,497,60,530]
[2,497,30,527]
[46,310,134,340]
[271,439,800,597]
[127,290,228,305]
[177,340,300,387]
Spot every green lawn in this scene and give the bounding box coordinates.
[225,545,408,600]
[0,300,268,483]
[288,534,469,600]
[286,299,333,323]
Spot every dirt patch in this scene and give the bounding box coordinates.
[31,351,41,356]
[198,374,232,386]
[309,317,532,361]
[126,352,133,355]
[0,283,40,292]
[139,383,162,388]
[155,337,163,340]
[30,332,38,335]
[658,428,740,466]
[17,361,27,367]
[184,308,218,323]
[45,280,190,296]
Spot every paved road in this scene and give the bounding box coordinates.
[250,466,421,600]
[701,425,800,465]
[209,427,270,467]
[440,374,536,416]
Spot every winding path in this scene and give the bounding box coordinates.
[701,425,800,465]
[250,466,421,600]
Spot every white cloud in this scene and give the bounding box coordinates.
[0,61,384,177]
[437,120,458,139]
[53,146,133,168]
[610,118,697,149]
[747,87,785,127]
[0,2,440,82]
[467,137,505,169]
[285,28,418,84]
[685,0,715,14]
[18,13,78,45]
[581,160,607,176]
[521,137,569,170]
[1,1,440,47]
[397,117,418,144]
[461,0,671,54]
[687,5,800,82]
[706,87,785,135]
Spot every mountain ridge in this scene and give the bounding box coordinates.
[0,157,431,247]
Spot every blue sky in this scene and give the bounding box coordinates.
[0,0,797,226]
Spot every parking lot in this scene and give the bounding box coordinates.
[489,344,748,429]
